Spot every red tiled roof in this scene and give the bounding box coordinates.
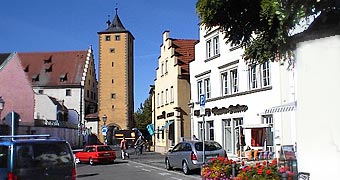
[171,39,198,76]
[18,51,88,87]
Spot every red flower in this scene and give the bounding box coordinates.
[262,161,267,165]
[266,169,272,175]
[257,168,263,175]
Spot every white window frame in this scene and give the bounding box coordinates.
[230,68,238,93]
[262,61,270,87]
[161,62,164,76]
[197,77,211,101]
[248,65,258,90]
[206,40,212,58]
[207,121,214,140]
[213,36,219,56]
[204,78,211,99]
[221,71,228,95]
[165,89,169,104]
[165,60,168,74]
[170,86,174,103]
[157,93,160,107]
[161,91,164,106]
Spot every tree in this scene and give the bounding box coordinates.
[134,96,152,131]
[196,0,340,64]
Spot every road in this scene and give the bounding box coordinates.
[76,160,201,180]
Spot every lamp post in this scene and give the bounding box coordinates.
[102,114,107,144]
[0,96,5,123]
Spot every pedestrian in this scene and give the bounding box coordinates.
[120,137,129,159]
[134,136,145,155]
[192,135,199,141]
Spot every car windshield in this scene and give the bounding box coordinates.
[194,141,222,151]
[97,146,112,152]
[14,143,73,169]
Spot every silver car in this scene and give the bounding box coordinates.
[165,140,227,174]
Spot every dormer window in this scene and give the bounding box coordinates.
[32,74,39,82]
[45,65,52,72]
[60,73,68,82]
[44,56,52,64]
[24,65,29,72]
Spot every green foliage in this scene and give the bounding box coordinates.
[196,0,340,64]
[134,96,152,131]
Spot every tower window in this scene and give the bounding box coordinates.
[112,105,115,109]
[112,62,114,67]
[115,35,120,41]
[38,90,44,94]
[66,89,71,96]
[110,48,115,53]
[112,79,114,84]
[111,93,116,99]
[105,35,111,41]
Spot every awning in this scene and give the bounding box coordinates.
[160,121,174,131]
[263,101,296,114]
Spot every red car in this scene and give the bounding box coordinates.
[75,145,116,165]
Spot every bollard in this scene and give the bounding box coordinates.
[232,163,236,177]
[281,172,288,180]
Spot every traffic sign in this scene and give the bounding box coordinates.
[200,94,206,106]
[102,126,108,133]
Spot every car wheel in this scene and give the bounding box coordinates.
[182,161,191,175]
[89,158,94,166]
[165,159,172,170]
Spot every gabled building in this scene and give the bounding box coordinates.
[18,47,98,134]
[190,25,296,159]
[97,9,134,144]
[0,53,35,129]
[152,31,198,153]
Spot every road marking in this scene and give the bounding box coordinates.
[159,172,171,176]
[142,168,151,172]
[128,161,201,179]
[171,177,183,180]
[135,165,144,168]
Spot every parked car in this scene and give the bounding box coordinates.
[165,140,227,175]
[75,144,116,165]
[0,134,76,180]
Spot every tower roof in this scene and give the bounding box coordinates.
[98,8,128,34]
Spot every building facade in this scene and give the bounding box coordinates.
[152,31,198,153]
[190,26,296,158]
[97,9,134,143]
[18,47,98,136]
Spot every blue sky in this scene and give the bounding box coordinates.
[0,0,199,111]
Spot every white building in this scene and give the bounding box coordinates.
[189,26,297,159]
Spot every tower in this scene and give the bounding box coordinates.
[97,8,134,142]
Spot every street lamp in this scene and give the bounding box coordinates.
[0,96,5,122]
[102,114,107,144]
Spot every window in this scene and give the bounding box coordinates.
[165,60,168,74]
[247,61,270,90]
[38,90,44,94]
[157,93,160,107]
[207,121,214,140]
[105,35,111,41]
[221,72,228,95]
[206,40,212,58]
[110,48,115,53]
[204,78,211,98]
[165,89,168,104]
[230,69,238,93]
[112,62,114,67]
[112,79,114,84]
[206,36,220,59]
[249,65,258,89]
[213,36,219,55]
[111,93,116,99]
[115,35,120,41]
[198,122,204,140]
[66,89,71,96]
[170,86,174,103]
[87,90,89,98]
[262,61,270,87]
[161,91,164,106]
[197,77,211,101]
[223,119,232,153]
[161,62,164,76]
[112,105,115,109]
[91,91,94,99]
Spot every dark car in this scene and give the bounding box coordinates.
[165,140,227,174]
[0,134,76,180]
[75,144,116,165]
